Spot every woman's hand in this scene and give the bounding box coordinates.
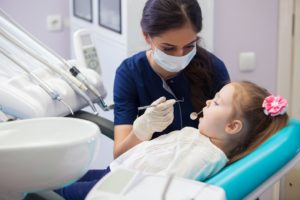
[133,97,176,141]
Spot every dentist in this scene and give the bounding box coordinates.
[113,0,230,157]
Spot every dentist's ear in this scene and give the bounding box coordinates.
[225,120,243,134]
[143,32,151,44]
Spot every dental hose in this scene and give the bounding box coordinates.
[0,10,112,112]
[0,27,98,114]
[0,46,74,115]
[37,43,113,111]
[69,66,114,111]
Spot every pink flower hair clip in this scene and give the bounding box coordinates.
[262,95,288,116]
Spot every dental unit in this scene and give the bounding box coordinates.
[0,46,74,115]
[69,66,113,111]
[0,9,108,119]
[0,26,99,115]
[0,8,112,114]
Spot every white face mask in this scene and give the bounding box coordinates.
[152,46,196,72]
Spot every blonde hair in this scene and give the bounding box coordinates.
[227,81,289,163]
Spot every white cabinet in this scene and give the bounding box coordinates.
[70,0,149,121]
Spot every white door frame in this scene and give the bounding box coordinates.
[277,0,294,103]
[291,0,300,119]
[278,1,300,199]
[277,0,295,199]
[277,0,300,120]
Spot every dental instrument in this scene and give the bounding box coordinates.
[0,47,74,115]
[69,66,114,111]
[137,99,184,111]
[190,110,203,120]
[0,9,111,112]
[0,27,98,114]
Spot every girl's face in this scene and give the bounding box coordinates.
[198,84,236,140]
[146,23,198,57]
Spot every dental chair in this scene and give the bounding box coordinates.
[65,112,300,200]
[80,113,300,200]
[30,115,300,200]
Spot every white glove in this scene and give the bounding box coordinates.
[133,97,176,141]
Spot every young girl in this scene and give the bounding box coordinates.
[55,81,288,199]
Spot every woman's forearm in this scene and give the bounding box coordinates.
[113,125,142,158]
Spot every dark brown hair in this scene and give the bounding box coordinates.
[228,81,289,163]
[141,0,215,111]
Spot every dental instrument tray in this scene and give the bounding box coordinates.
[0,9,107,119]
[85,168,226,200]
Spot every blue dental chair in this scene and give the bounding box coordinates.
[72,113,300,200]
[31,114,300,200]
[204,118,300,200]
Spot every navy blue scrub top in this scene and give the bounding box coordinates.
[113,51,229,139]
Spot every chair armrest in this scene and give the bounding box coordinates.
[67,110,114,140]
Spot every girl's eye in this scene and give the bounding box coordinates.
[214,101,219,106]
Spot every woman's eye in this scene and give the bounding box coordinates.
[214,101,219,106]
[163,47,175,52]
[184,45,195,49]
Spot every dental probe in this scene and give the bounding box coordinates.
[0,47,74,115]
[190,110,203,120]
[0,10,111,112]
[138,99,184,111]
[0,28,97,114]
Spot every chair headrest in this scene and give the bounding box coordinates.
[203,119,300,200]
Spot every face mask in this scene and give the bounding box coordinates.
[152,46,196,72]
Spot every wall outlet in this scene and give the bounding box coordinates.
[47,15,63,31]
[239,52,256,72]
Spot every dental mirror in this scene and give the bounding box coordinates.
[190,110,203,120]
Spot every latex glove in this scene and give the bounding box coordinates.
[133,97,176,141]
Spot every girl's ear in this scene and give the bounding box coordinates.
[225,120,243,134]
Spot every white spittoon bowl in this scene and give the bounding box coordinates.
[0,117,100,200]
